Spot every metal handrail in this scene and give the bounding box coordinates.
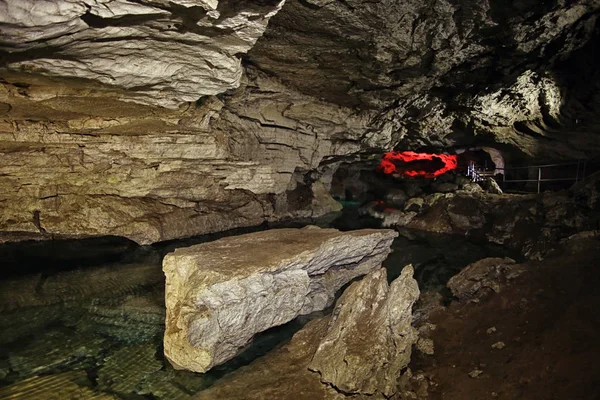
[495,160,585,171]
[467,159,589,194]
[499,160,588,194]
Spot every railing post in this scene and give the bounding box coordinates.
[537,167,541,194]
[576,160,580,182]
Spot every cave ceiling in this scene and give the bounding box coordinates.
[0,0,599,243]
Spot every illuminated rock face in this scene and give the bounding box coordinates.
[162,226,397,372]
[0,0,599,243]
[309,266,420,397]
[250,0,600,153]
[0,0,285,108]
[0,74,367,244]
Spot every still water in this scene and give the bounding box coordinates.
[0,215,512,399]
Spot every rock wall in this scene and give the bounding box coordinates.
[0,71,377,244]
[0,0,286,108]
[250,0,600,156]
[0,0,599,243]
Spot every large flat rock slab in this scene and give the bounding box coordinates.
[163,226,397,372]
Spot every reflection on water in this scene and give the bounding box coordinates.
[0,218,514,398]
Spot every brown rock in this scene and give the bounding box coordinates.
[308,266,420,397]
[446,257,524,302]
[163,226,397,373]
[190,317,344,400]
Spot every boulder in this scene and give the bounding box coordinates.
[384,189,409,207]
[485,177,504,194]
[163,226,397,373]
[461,182,484,194]
[309,266,420,397]
[433,182,459,193]
[404,197,425,213]
[190,317,345,400]
[446,257,524,302]
[382,211,418,228]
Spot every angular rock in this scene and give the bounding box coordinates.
[404,197,424,213]
[309,266,420,397]
[190,318,345,400]
[485,177,504,195]
[163,226,397,373]
[461,182,484,194]
[446,257,524,302]
[382,211,418,228]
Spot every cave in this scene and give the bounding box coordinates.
[1,0,600,399]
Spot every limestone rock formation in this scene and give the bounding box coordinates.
[191,318,345,400]
[446,257,524,302]
[0,72,372,244]
[250,0,600,157]
[309,266,420,397]
[0,0,285,108]
[0,0,599,243]
[162,226,397,373]
[365,180,599,259]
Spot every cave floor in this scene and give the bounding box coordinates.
[411,236,600,400]
[0,229,598,399]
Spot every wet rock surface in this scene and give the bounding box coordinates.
[163,226,397,372]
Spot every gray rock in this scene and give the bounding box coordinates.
[446,257,524,302]
[382,211,418,228]
[163,226,397,373]
[98,343,163,396]
[433,182,459,193]
[485,177,504,194]
[416,338,435,355]
[461,182,484,194]
[0,0,285,108]
[447,195,486,231]
[309,266,420,397]
[404,197,425,213]
[191,317,345,400]
[384,189,409,207]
